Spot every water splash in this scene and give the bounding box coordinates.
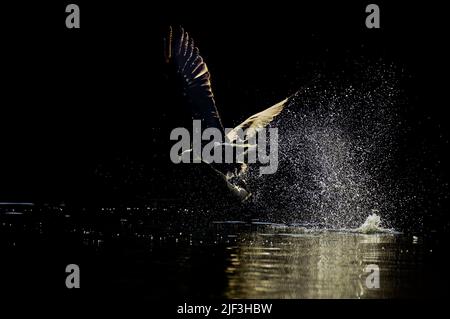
[354,213,392,234]
[245,64,407,229]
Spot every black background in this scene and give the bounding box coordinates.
[1,1,448,225]
[1,0,450,311]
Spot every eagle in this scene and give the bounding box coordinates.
[164,27,288,203]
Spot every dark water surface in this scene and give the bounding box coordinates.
[0,206,448,300]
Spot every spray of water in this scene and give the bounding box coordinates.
[355,213,387,234]
[245,64,405,229]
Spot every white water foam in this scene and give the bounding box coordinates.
[353,213,395,234]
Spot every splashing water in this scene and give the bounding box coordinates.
[245,64,407,229]
[355,213,390,233]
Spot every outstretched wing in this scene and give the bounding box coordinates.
[226,98,287,142]
[164,26,224,133]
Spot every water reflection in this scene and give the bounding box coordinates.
[0,207,431,299]
[224,228,422,298]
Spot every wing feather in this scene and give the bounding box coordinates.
[226,99,287,142]
[165,26,224,132]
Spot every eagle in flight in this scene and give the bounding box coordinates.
[164,27,288,202]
